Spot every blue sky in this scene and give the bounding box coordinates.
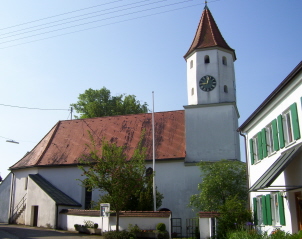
[0,0,301,179]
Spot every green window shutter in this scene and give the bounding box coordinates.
[253,197,258,225]
[257,132,263,160]
[249,139,255,165]
[265,194,272,225]
[277,115,285,148]
[290,102,301,140]
[261,195,268,225]
[272,119,280,151]
[278,192,286,226]
[262,128,268,158]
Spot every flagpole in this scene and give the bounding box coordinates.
[152,91,156,211]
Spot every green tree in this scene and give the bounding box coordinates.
[78,133,153,231]
[189,159,247,212]
[123,170,164,211]
[70,87,148,119]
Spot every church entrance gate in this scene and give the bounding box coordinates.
[186,218,199,238]
[171,218,182,238]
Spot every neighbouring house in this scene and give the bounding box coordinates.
[238,61,302,234]
[0,3,240,236]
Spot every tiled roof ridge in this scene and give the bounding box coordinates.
[9,123,60,170]
[207,9,218,46]
[63,109,185,123]
[34,122,61,166]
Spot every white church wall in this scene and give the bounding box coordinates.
[187,53,198,105]
[38,166,86,207]
[185,103,240,162]
[0,173,12,222]
[187,49,235,105]
[146,160,201,235]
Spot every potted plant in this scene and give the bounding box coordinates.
[83,220,102,235]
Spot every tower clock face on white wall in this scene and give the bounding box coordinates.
[199,75,217,92]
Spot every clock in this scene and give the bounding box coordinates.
[199,75,217,91]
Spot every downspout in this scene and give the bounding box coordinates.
[239,131,250,209]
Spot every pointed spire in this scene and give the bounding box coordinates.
[184,5,236,60]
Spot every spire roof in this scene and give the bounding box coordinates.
[184,5,236,60]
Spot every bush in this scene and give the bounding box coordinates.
[227,230,262,239]
[216,196,253,239]
[156,223,166,232]
[104,230,133,239]
[128,224,141,233]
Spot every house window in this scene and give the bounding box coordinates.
[204,55,210,63]
[254,193,285,226]
[256,196,264,225]
[266,124,274,155]
[249,136,259,164]
[283,109,293,145]
[271,193,280,225]
[190,60,193,69]
[278,103,300,148]
[222,56,227,65]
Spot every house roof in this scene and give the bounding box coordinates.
[238,61,302,132]
[249,142,302,192]
[184,4,236,60]
[10,110,185,170]
[29,174,81,206]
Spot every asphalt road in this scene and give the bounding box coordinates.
[0,224,103,239]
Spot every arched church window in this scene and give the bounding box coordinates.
[224,85,228,93]
[190,60,193,69]
[222,56,227,65]
[191,88,194,96]
[204,55,210,64]
[146,167,153,177]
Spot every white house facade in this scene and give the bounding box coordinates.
[238,61,302,234]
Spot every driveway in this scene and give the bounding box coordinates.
[0,224,103,239]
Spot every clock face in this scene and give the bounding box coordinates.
[199,75,217,92]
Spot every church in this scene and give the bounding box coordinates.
[0,3,240,234]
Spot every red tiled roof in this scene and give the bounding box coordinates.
[184,5,236,60]
[10,110,185,169]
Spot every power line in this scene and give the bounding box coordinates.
[0,0,170,41]
[0,1,202,49]
[0,0,124,31]
[0,103,69,111]
[0,0,155,37]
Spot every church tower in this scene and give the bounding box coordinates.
[184,4,240,162]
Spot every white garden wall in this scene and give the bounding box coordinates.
[59,210,171,237]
